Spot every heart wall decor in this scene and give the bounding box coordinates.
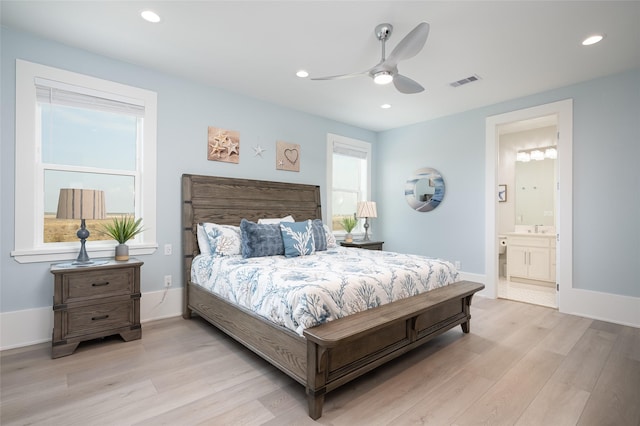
[276,141,300,172]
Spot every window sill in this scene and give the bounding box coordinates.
[11,243,158,264]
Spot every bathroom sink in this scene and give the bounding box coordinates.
[511,226,555,235]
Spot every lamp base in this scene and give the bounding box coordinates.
[362,219,371,241]
[75,219,92,264]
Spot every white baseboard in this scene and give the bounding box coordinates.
[2,282,637,351]
[455,271,639,328]
[139,287,183,323]
[561,287,640,328]
[0,307,54,350]
[457,271,490,297]
[0,288,183,351]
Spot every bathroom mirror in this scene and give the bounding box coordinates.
[515,158,555,225]
[405,167,445,212]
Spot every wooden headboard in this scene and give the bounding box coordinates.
[181,174,322,301]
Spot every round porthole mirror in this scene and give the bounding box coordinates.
[405,167,445,212]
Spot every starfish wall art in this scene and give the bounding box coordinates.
[207,126,240,164]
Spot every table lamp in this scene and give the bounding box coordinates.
[56,188,106,264]
[356,201,377,242]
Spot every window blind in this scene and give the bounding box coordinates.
[35,77,145,117]
[333,141,368,159]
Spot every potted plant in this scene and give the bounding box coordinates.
[101,215,144,261]
[340,214,357,243]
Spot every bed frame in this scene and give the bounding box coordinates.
[182,174,484,419]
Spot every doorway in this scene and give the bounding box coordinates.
[497,116,558,308]
[485,100,573,312]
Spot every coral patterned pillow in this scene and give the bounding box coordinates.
[280,220,316,257]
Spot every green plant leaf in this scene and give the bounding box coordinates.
[340,215,357,233]
[100,215,145,244]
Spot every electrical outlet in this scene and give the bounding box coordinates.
[164,244,172,255]
[454,261,461,270]
[164,275,172,287]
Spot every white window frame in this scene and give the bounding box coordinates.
[12,59,157,263]
[326,133,372,238]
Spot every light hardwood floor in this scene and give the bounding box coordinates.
[1,297,639,425]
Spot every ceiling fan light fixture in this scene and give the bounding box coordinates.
[373,71,393,85]
[296,70,309,78]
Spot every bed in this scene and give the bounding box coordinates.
[182,174,484,419]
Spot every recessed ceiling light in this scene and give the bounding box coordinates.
[296,70,309,78]
[380,104,391,109]
[141,10,161,23]
[582,34,604,46]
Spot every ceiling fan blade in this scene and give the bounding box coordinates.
[385,22,430,67]
[310,71,367,81]
[393,74,424,94]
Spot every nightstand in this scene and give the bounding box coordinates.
[340,240,384,251]
[50,259,143,358]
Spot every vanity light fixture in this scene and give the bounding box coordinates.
[516,146,557,162]
[530,149,545,161]
[141,10,161,23]
[545,147,557,159]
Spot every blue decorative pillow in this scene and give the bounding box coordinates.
[311,219,327,251]
[280,220,316,257]
[240,219,284,258]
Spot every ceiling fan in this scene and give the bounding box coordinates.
[311,22,430,94]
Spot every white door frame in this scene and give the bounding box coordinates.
[484,99,573,309]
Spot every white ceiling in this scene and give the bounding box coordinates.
[2,1,639,132]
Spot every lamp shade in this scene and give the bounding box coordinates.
[356,201,377,218]
[56,189,106,220]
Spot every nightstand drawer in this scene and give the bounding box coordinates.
[63,268,134,303]
[64,300,137,338]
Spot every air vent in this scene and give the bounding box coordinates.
[450,74,481,88]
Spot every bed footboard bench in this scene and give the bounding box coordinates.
[303,280,484,419]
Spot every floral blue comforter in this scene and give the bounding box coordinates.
[191,246,459,335]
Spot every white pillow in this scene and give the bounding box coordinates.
[257,215,294,224]
[196,223,212,255]
[323,224,338,248]
[200,222,242,256]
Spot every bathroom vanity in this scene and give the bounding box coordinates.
[506,233,556,284]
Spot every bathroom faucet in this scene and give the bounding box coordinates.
[534,224,541,233]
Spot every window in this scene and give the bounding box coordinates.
[12,60,157,263]
[326,133,372,235]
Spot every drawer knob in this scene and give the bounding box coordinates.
[91,281,110,287]
[91,315,109,321]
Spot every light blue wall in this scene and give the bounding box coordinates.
[375,110,486,271]
[2,26,638,315]
[377,69,640,298]
[0,26,376,312]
